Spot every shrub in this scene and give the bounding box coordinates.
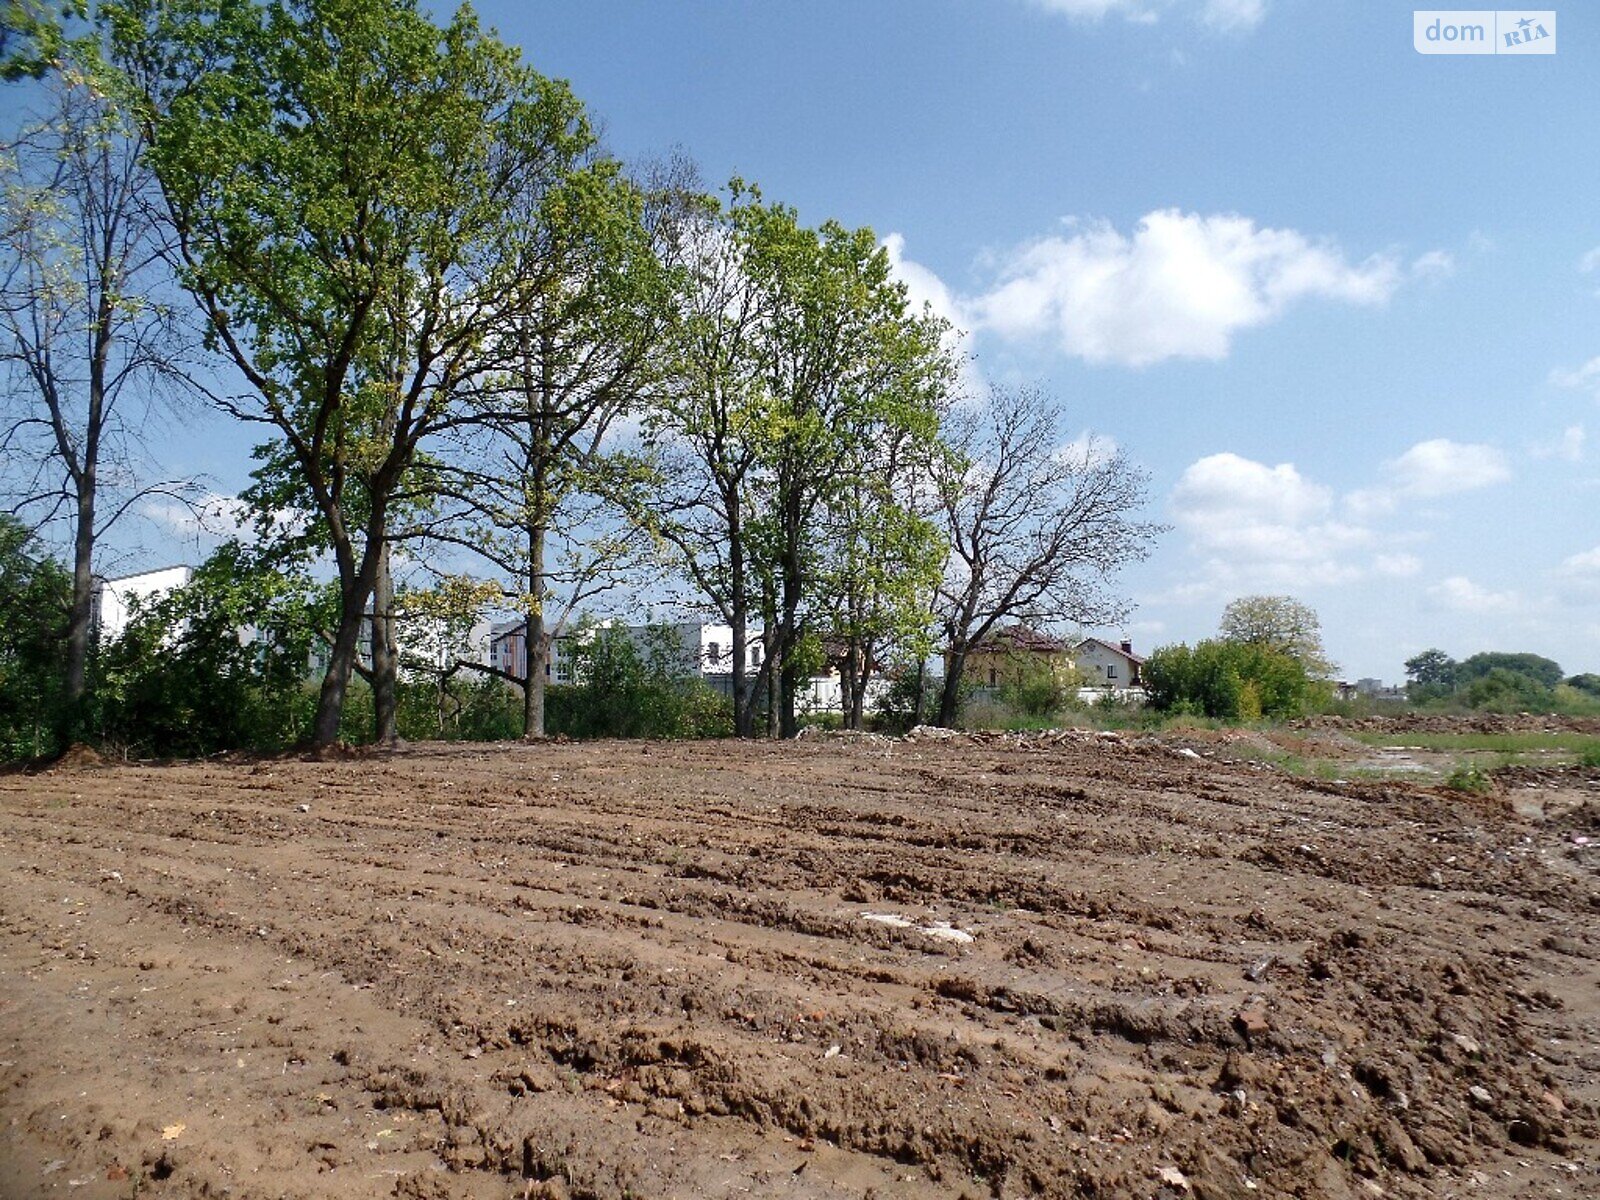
[1143,639,1313,721]
[1443,763,1494,794]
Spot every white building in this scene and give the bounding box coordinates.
[91,565,193,643]
[488,619,766,684]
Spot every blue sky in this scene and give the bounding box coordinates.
[141,1,1598,680]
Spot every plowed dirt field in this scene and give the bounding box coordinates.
[0,734,1595,1199]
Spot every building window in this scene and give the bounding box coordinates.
[707,641,721,664]
[1107,664,1117,680]
[989,666,997,687]
[751,644,762,665]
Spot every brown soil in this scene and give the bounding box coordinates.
[1,736,1595,1199]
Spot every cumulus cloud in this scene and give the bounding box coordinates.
[1530,423,1586,462]
[141,490,303,547]
[1385,439,1511,496]
[1550,546,1600,606]
[883,232,986,398]
[1410,249,1456,280]
[1346,438,1511,516]
[1028,0,1266,28]
[1551,356,1600,396]
[1169,452,1371,590]
[1427,575,1523,616]
[966,210,1403,367]
[1373,552,1422,578]
[1057,430,1119,468]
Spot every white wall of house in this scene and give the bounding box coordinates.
[93,565,193,643]
[1072,639,1143,690]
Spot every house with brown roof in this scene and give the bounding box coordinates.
[962,624,1077,690]
[1072,636,1144,690]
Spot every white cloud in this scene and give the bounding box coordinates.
[1410,249,1455,280]
[1028,0,1266,27]
[1057,429,1119,468]
[1529,423,1586,463]
[1551,356,1600,396]
[1562,545,1600,575]
[883,232,985,398]
[1170,452,1371,590]
[1347,438,1511,516]
[1385,438,1511,496]
[1374,552,1422,578]
[1579,246,1600,273]
[141,490,303,547]
[968,210,1404,367]
[1557,546,1600,605]
[1428,575,1522,616]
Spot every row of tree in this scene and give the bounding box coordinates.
[1,0,1159,754]
[1403,649,1599,713]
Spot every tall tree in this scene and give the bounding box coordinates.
[646,190,769,736]
[1218,594,1333,678]
[739,191,950,737]
[650,185,951,737]
[110,0,597,746]
[934,385,1160,727]
[418,155,682,738]
[0,59,196,737]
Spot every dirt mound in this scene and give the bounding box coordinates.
[41,742,106,771]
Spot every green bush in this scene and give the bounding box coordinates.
[94,542,327,757]
[1444,763,1494,794]
[1143,639,1314,721]
[546,625,732,739]
[0,517,70,760]
[872,666,941,734]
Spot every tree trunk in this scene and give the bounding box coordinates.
[63,481,96,740]
[371,542,400,745]
[522,521,547,739]
[728,505,751,737]
[937,649,965,727]
[851,653,870,730]
[912,657,927,727]
[313,587,369,747]
[312,536,383,748]
[841,644,860,731]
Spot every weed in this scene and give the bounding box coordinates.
[1443,764,1494,794]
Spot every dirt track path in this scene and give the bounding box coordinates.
[0,737,1595,1199]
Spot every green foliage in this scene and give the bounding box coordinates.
[872,665,940,734]
[1443,763,1494,795]
[1143,638,1314,721]
[999,659,1081,718]
[548,625,732,740]
[1404,648,1457,688]
[108,0,601,745]
[0,516,69,759]
[0,0,84,80]
[1456,652,1563,689]
[1579,745,1600,769]
[94,542,327,757]
[1218,594,1333,677]
[1403,649,1590,714]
